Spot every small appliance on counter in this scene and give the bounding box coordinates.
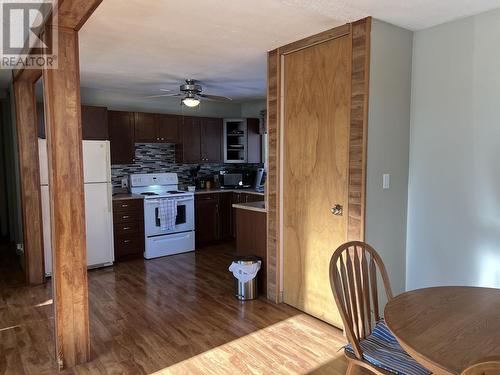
[253,168,266,192]
[219,167,266,190]
[219,170,244,188]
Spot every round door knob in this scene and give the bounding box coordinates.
[331,204,343,216]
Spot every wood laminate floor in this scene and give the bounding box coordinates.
[0,242,367,375]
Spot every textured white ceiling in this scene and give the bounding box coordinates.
[78,0,343,101]
[17,0,493,100]
[278,0,500,30]
[79,0,500,101]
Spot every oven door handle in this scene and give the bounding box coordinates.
[145,198,193,205]
[174,198,193,203]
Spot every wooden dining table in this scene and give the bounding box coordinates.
[384,286,500,375]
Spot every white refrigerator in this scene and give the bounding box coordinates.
[39,139,114,276]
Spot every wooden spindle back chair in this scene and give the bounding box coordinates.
[329,241,393,360]
[461,357,500,375]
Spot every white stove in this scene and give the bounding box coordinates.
[129,173,195,259]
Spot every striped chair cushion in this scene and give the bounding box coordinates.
[345,320,431,375]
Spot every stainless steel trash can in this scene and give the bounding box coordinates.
[232,256,261,300]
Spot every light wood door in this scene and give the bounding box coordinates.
[283,36,350,327]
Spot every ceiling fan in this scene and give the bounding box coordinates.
[145,79,232,107]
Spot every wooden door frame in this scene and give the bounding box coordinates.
[12,0,103,369]
[266,18,371,303]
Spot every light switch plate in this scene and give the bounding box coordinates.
[121,178,128,188]
[383,174,390,189]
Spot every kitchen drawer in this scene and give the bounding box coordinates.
[114,233,144,258]
[195,193,219,201]
[113,199,143,213]
[113,221,144,236]
[113,210,143,224]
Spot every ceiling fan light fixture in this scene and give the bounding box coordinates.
[182,97,200,107]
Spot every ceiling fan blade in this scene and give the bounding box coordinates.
[198,93,232,102]
[144,93,182,98]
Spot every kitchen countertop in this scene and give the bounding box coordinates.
[232,201,267,213]
[112,189,264,200]
[112,193,144,201]
[194,188,265,196]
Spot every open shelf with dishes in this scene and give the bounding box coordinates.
[223,119,248,163]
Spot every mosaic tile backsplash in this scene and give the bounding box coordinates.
[111,143,261,189]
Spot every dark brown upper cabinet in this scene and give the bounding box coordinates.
[81,106,108,140]
[108,111,135,165]
[134,112,158,143]
[134,112,180,143]
[176,116,201,163]
[176,116,222,164]
[37,104,108,141]
[247,118,262,164]
[200,117,222,163]
[158,114,180,143]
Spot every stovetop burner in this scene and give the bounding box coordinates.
[141,192,159,196]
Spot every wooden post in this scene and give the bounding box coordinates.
[42,26,90,368]
[13,80,45,285]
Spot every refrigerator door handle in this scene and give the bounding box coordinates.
[107,183,112,213]
[106,141,112,183]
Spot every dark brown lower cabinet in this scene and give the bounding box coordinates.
[113,198,144,261]
[195,192,238,246]
[231,192,265,236]
[195,193,220,245]
[219,192,233,240]
[235,207,267,295]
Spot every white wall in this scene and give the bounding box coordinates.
[407,9,500,289]
[365,19,413,295]
[240,99,266,118]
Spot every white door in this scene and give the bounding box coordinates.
[85,182,114,267]
[83,141,111,183]
[41,185,52,276]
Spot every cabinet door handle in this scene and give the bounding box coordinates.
[123,239,131,243]
[122,226,131,230]
[122,215,130,219]
[121,204,129,208]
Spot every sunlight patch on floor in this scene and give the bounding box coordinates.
[0,324,21,332]
[35,299,53,307]
[151,313,347,375]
